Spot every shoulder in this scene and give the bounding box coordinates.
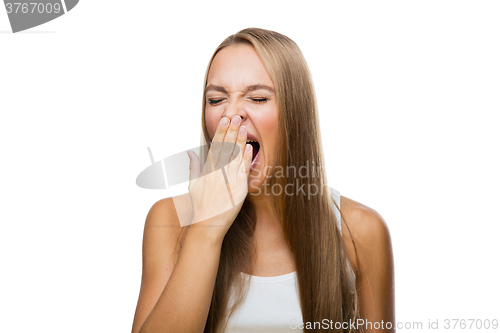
[339,195,395,323]
[339,195,393,274]
[146,197,177,223]
[146,193,192,226]
[143,194,190,259]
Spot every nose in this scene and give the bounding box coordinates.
[223,101,247,123]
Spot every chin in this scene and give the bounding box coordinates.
[247,175,266,194]
[247,180,262,193]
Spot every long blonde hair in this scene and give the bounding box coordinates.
[200,28,362,333]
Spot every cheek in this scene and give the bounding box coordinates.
[261,112,278,146]
[205,113,219,140]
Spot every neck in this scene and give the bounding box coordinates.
[246,190,280,228]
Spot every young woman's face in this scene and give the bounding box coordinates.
[205,43,278,192]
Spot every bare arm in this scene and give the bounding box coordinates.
[132,115,253,332]
[130,197,237,333]
[129,198,185,333]
[137,216,224,333]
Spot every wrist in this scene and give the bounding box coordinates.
[186,222,226,248]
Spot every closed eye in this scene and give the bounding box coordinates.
[208,98,224,105]
[251,97,268,103]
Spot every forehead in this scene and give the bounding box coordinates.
[207,44,274,90]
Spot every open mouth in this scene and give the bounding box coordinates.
[247,140,260,162]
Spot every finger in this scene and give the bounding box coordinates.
[217,115,241,168]
[203,117,229,173]
[229,125,247,173]
[212,116,230,143]
[187,150,201,184]
[239,143,253,178]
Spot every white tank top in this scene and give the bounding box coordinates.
[225,187,355,332]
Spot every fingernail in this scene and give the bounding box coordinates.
[231,115,241,125]
[246,144,252,152]
[220,117,229,127]
[239,126,246,135]
[186,151,192,159]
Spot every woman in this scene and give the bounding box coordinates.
[132,28,395,333]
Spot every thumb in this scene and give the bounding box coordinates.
[187,150,201,182]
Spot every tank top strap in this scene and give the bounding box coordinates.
[329,187,357,291]
[329,187,342,235]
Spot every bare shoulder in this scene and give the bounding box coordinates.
[339,195,393,273]
[143,194,190,258]
[339,196,395,324]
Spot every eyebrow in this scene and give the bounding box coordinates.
[205,84,275,94]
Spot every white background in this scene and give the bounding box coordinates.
[1,1,499,332]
